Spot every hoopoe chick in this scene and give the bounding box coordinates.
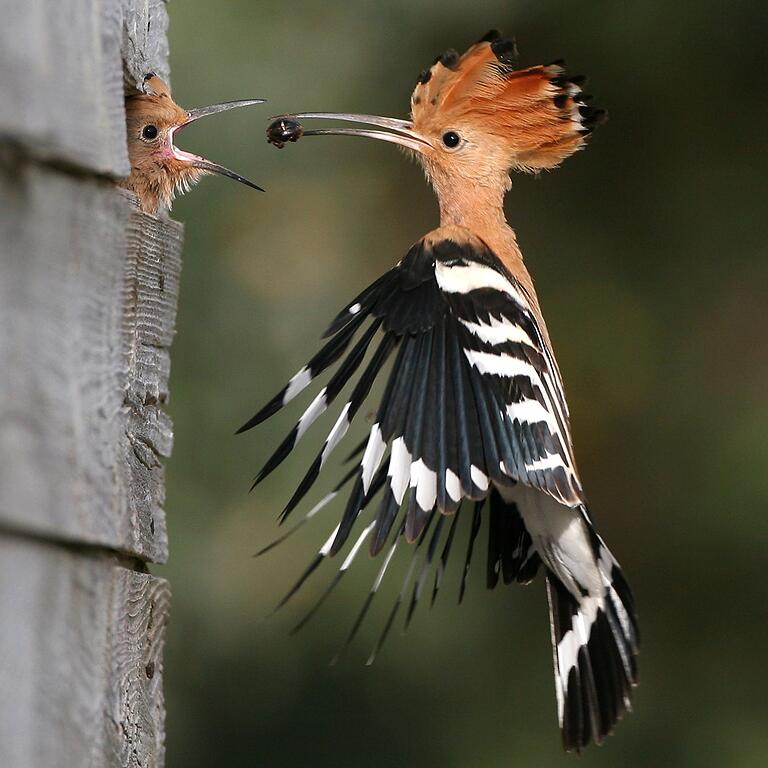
[248,32,636,752]
[121,74,263,213]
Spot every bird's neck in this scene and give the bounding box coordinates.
[435,175,532,295]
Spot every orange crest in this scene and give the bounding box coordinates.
[411,31,605,172]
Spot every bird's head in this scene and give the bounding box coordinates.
[407,31,605,189]
[269,31,604,200]
[123,75,264,214]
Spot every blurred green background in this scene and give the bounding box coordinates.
[160,1,768,766]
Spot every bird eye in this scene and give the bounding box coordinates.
[141,125,159,140]
[442,131,461,149]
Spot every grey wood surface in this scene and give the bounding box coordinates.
[0,165,181,563]
[0,0,170,177]
[0,536,170,768]
[0,1,179,765]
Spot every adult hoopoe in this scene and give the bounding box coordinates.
[121,74,263,214]
[244,31,638,751]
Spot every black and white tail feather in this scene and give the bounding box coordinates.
[240,233,638,751]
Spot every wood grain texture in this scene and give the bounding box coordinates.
[121,189,183,564]
[0,535,170,768]
[0,0,170,177]
[0,2,179,764]
[105,565,171,767]
[0,163,182,563]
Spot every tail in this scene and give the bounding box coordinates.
[545,522,639,751]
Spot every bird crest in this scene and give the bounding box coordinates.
[126,74,188,128]
[411,31,605,172]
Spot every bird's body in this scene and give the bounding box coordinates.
[247,31,638,752]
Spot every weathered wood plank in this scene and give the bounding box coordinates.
[0,0,170,177]
[0,535,169,768]
[0,162,182,562]
[0,2,178,765]
[121,189,183,562]
[104,565,170,767]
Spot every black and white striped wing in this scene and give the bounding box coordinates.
[240,233,584,559]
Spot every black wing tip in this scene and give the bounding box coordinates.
[272,551,327,614]
[253,528,294,557]
[250,466,272,490]
[322,308,358,338]
[252,544,273,558]
[369,487,399,556]
[369,531,388,557]
[236,403,279,434]
[323,322,350,339]
[237,413,271,434]
[236,419,257,435]
[331,479,368,557]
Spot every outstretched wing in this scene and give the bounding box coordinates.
[240,232,584,560]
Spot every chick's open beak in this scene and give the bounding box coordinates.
[171,99,266,191]
[272,112,432,153]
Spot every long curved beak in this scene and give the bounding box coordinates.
[274,112,432,153]
[186,99,265,123]
[172,99,266,191]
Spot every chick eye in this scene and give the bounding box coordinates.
[141,124,159,140]
[442,131,461,149]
